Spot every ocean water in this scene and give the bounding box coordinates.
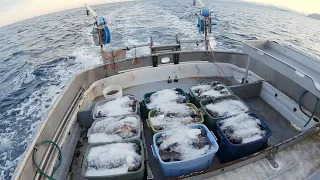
[0,0,319,179]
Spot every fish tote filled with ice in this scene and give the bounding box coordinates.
[200,95,249,131]
[145,89,188,110]
[190,81,232,107]
[88,115,141,145]
[151,124,219,177]
[156,127,210,162]
[218,113,267,144]
[203,96,248,119]
[82,141,145,180]
[93,95,138,119]
[141,88,189,118]
[216,113,272,163]
[148,103,203,133]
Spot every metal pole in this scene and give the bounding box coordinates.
[244,56,251,84]
[122,43,150,50]
[179,39,204,44]
[205,17,209,50]
[197,0,207,9]
[85,4,98,19]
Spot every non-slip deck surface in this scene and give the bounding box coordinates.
[69,77,299,180]
[244,97,299,145]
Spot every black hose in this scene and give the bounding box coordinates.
[298,90,319,127]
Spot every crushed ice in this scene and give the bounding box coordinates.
[218,114,266,144]
[85,143,142,176]
[191,81,231,99]
[88,116,139,144]
[150,104,201,131]
[145,89,187,110]
[205,99,248,118]
[156,127,211,162]
[94,96,137,118]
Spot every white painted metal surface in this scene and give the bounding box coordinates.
[260,82,318,130]
[243,40,320,98]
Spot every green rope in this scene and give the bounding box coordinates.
[33,140,62,180]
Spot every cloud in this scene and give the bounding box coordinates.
[0,0,133,27]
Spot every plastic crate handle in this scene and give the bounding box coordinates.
[151,145,158,159]
[210,131,218,141]
[216,129,225,145]
[199,107,206,117]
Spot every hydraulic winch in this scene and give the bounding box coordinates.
[194,0,213,50]
[86,5,111,47]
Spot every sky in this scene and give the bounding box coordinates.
[245,0,320,14]
[0,0,320,27]
[0,0,134,27]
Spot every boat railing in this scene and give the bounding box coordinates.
[243,40,320,99]
[101,35,210,68]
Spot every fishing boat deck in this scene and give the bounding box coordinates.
[243,97,298,145]
[69,77,301,180]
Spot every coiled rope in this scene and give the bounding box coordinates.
[33,140,62,180]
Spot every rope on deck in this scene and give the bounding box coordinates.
[33,140,62,180]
